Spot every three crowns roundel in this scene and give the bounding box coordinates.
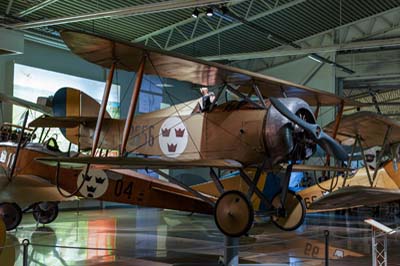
[158,117,188,158]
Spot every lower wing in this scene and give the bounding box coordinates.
[309,186,400,211]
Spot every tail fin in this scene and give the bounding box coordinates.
[51,87,110,118]
[50,87,111,145]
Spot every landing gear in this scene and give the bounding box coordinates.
[271,190,306,231]
[214,190,254,237]
[32,202,59,224]
[0,203,22,231]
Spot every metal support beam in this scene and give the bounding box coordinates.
[17,0,60,17]
[11,0,231,29]
[91,63,116,157]
[301,60,326,85]
[120,55,146,155]
[5,0,14,15]
[224,236,239,266]
[201,7,400,62]
[133,0,247,43]
[154,169,215,206]
[165,0,307,51]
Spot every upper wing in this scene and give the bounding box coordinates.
[0,92,52,116]
[61,30,361,107]
[309,186,400,211]
[325,111,400,147]
[36,156,243,170]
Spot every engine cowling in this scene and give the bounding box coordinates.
[264,97,317,165]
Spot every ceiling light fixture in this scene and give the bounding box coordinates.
[192,8,199,18]
[206,7,213,17]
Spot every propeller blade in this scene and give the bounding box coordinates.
[269,97,348,161]
[317,131,348,161]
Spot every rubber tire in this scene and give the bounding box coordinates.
[214,190,254,237]
[0,203,22,231]
[271,190,306,231]
[32,202,59,224]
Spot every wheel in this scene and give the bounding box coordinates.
[271,190,306,231]
[0,203,22,231]
[32,202,59,224]
[214,190,254,237]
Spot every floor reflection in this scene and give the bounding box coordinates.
[5,206,400,265]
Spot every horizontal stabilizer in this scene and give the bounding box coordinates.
[309,186,400,210]
[0,92,52,116]
[36,156,243,170]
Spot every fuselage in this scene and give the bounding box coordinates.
[63,97,316,166]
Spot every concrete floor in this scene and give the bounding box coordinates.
[4,206,400,265]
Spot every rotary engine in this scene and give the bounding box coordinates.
[264,97,317,165]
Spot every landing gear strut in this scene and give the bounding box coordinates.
[32,202,59,225]
[0,203,22,231]
[214,190,254,237]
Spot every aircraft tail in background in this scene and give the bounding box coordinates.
[38,87,111,145]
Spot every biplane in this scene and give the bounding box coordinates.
[26,30,362,238]
[303,111,400,211]
[0,90,216,231]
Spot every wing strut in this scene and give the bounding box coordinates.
[120,55,146,155]
[341,136,358,188]
[372,125,392,183]
[8,110,29,181]
[92,62,116,156]
[226,84,263,109]
[324,100,344,172]
[252,84,267,109]
[358,135,374,187]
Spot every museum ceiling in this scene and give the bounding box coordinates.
[0,0,399,58]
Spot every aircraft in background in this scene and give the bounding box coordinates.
[32,30,359,238]
[0,90,214,231]
[305,111,400,211]
[0,92,77,231]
